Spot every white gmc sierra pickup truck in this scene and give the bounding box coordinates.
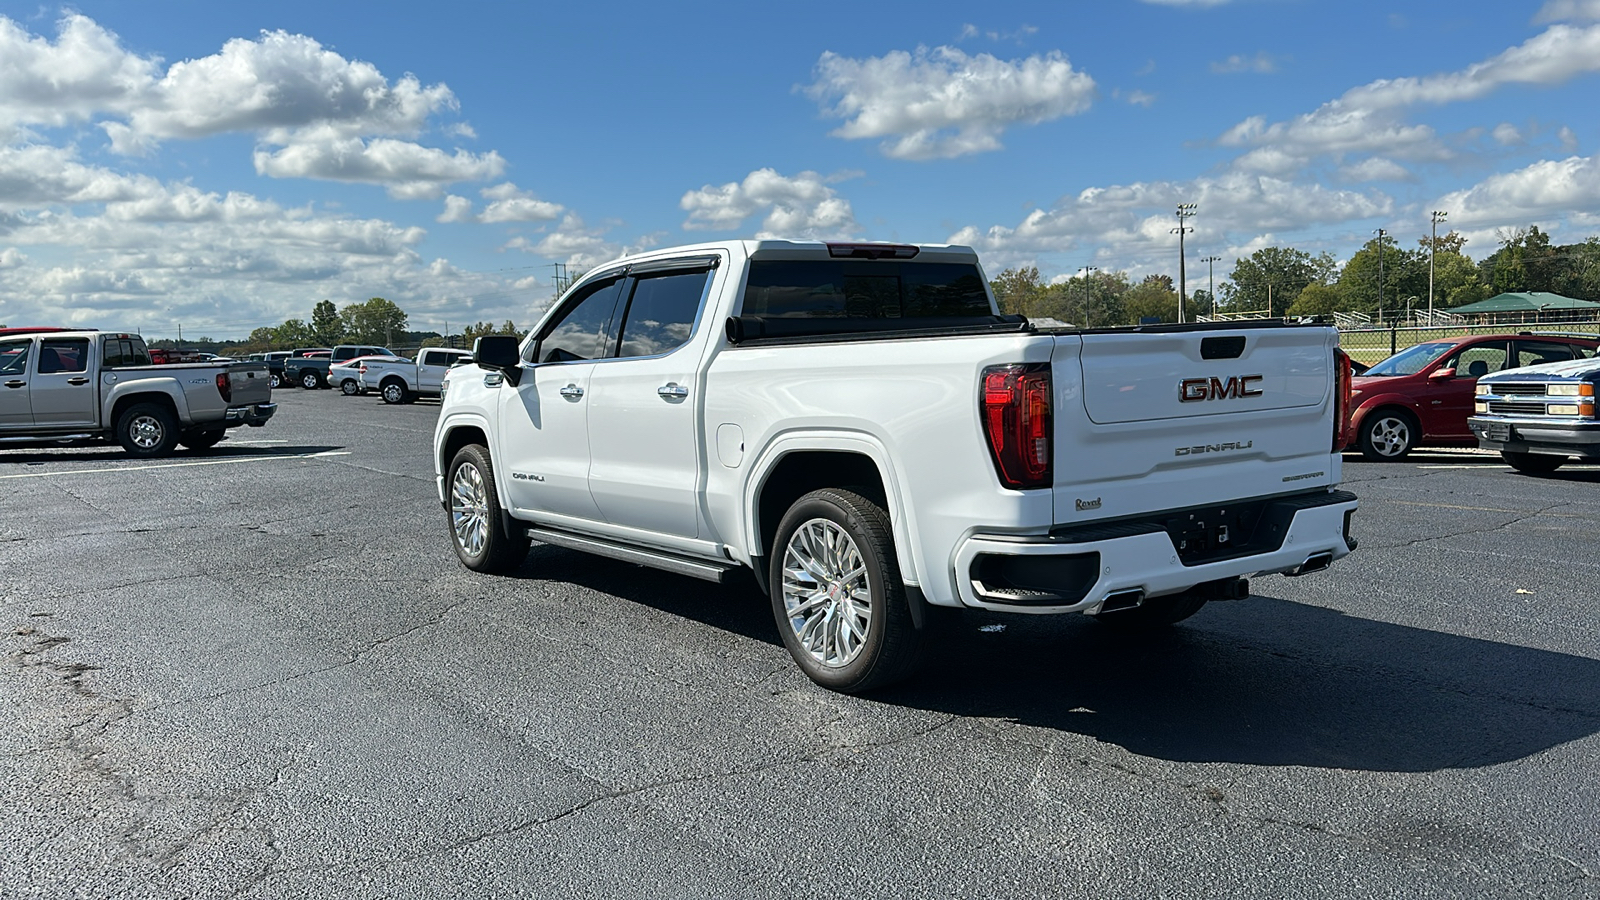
[433,240,1359,691]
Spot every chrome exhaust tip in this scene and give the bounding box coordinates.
[1288,551,1334,577]
[1098,589,1145,614]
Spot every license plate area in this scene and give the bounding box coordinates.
[1484,423,1512,442]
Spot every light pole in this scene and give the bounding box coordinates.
[1077,266,1098,328]
[1429,210,1447,322]
[1172,203,1196,323]
[1373,228,1387,321]
[1201,256,1222,319]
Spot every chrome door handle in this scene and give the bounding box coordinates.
[559,384,584,400]
[4,380,24,388]
[657,383,689,400]
[67,376,89,385]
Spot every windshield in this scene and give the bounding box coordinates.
[1363,341,1455,377]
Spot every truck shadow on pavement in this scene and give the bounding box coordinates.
[524,545,1600,774]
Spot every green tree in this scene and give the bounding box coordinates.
[272,319,315,348]
[1121,275,1199,324]
[1336,236,1419,314]
[1220,247,1337,315]
[1285,283,1347,317]
[310,300,344,345]
[339,297,408,345]
[1552,237,1600,301]
[242,326,277,352]
[989,267,1045,316]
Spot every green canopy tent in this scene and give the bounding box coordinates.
[1449,292,1600,323]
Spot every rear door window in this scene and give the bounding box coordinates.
[38,338,89,374]
[615,270,711,359]
[1513,341,1579,367]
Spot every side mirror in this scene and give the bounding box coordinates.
[1428,368,1456,381]
[473,335,522,386]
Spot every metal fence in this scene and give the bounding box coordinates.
[1338,318,1600,365]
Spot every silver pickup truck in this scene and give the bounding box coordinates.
[0,330,277,457]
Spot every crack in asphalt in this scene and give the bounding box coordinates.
[1361,502,1566,551]
[130,595,484,719]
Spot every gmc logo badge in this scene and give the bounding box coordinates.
[1180,375,1263,402]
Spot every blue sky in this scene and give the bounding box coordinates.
[2,1,1598,339]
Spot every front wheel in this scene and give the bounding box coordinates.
[1502,451,1565,474]
[446,444,530,573]
[1357,410,1416,461]
[116,402,179,458]
[769,488,925,693]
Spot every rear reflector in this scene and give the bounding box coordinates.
[981,363,1052,489]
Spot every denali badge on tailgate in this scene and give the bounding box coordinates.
[1180,375,1263,402]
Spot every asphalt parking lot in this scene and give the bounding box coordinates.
[4,388,1599,899]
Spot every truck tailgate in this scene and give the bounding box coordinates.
[225,362,273,404]
[1052,326,1340,526]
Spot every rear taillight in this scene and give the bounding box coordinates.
[981,363,1052,489]
[359,365,367,373]
[215,372,232,403]
[1333,348,1352,451]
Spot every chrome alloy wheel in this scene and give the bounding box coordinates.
[781,518,872,668]
[1367,415,1412,457]
[383,382,405,403]
[128,414,165,450]
[450,461,491,558]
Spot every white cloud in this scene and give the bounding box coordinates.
[1535,1,1600,23]
[680,168,858,238]
[0,144,163,207]
[947,172,1390,273]
[1492,123,1524,145]
[0,14,156,135]
[806,46,1096,159]
[1210,53,1279,74]
[1217,24,1600,172]
[1338,158,1415,183]
[1121,90,1157,108]
[0,247,24,268]
[1434,154,1600,226]
[251,132,504,198]
[435,183,564,224]
[511,214,623,272]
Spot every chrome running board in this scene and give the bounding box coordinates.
[526,526,737,584]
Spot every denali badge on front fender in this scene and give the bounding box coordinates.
[1180,375,1263,402]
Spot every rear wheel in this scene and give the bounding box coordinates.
[769,488,926,693]
[1357,410,1417,461]
[446,444,529,574]
[179,429,224,451]
[1092,590,1208,630]
[269,372,283,389]
[300,370,322,390]
[381,379,410,404]
[115,402,179,458]
[339,378,361,396]
[1502,451,1565,474]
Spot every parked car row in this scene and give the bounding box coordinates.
[245,345,472,402]
[1342,332,1599,461]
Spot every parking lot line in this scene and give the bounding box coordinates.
[0,450,352,480]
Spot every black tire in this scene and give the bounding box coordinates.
[339,378,361,396]
[179,429,225,451]
[768,488,925,693]
[1502,451,1565,474]
[115,402,179,458]
[1357,409,1417,461]
[1092,589,1209,630]
[380,378,410,404]
[446,444,530,574]
[300,370,323,390]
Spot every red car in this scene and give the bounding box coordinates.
[1346,333,1599,460]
